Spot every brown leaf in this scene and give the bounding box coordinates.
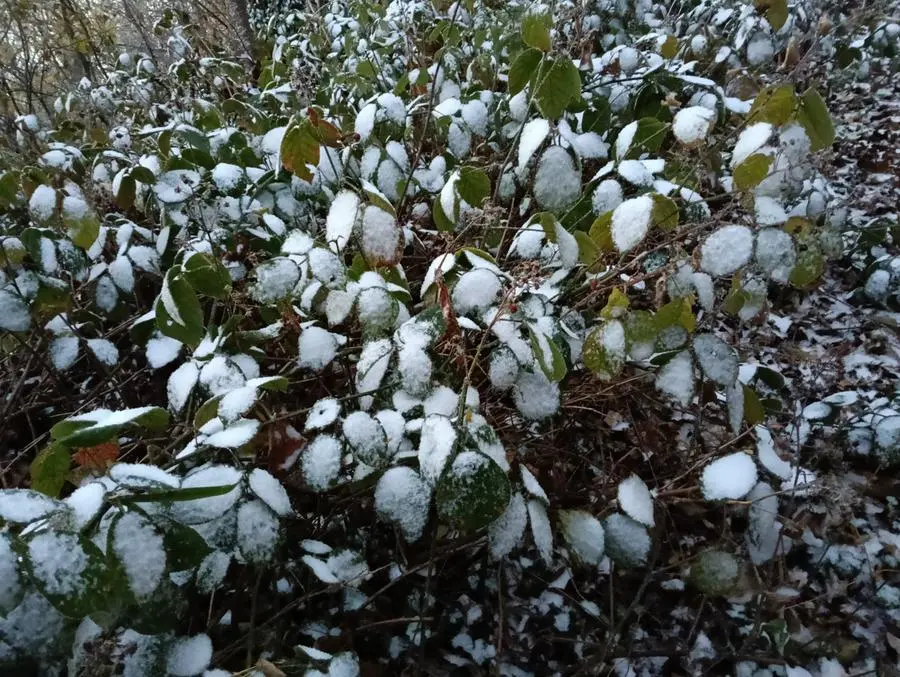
[72,442,119,471]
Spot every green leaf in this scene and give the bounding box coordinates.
[280,119,320,182]
[432,194,455,232]
[748,84,796,126]
[522,12,552,51]
[796,87,835,152]
[457,167,491,206]
[734,154,773,190]
[129,166,157,185]
[632,117,668,154]
[155,267,204,346]
[116,174,136,211]
[356,60,377,78]
[742,384,766,425]
[30,443,70,497]
[0,171,19,207]
[600,288,630,320]
[436,452,511,531]
[651,193,679,231]
[193,395,223,430]
[175,127,210,154]
[755,366,786,390]
[582,98,611,134]
[25,534,111,618]
[655,297,696,333]
[161,520,212,570]
[119,483,237,505]
[65,212,101,250]
[574,230,602,271]
[588,212,614,251]
[534,56,582,121]
[509,48,543,96]
[51,407,170,448]
[582,321,626,380]
[536,212,557,242]
[789,242,824,288]
[755,0,788,31]
[183,252,231,299]
[527,326,567,382]
[660,35,678,59]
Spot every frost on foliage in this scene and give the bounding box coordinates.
[700,452,758,500]
[237,500,280,564]
[374,466,432,542]
[603,513,650,567]
[343,411,389,466]
[488,491,527,560]
[166,634,213,677]
[298,326,342,371]
[689,550,740,596]
[655,351,694,406]
[113,512,165,600]
[592,179,623,215]
[527,498,553,566]
[418,415,456,485]
[27,532,89,596]
[533,146,581,212]
[617,475,654,527]
[302,435,343,491]
[355,339,393,409]
[0,489,62,523]
[559,510,605,566]
[0,534,22,613]
[611,195,653,253]
[517,119,550,172]
[326,190,360,253]
[248,468,292,516]
[512,370,560,420]
[755,228,796,283]
[746,482,783,565]
[672,106,715,146]
[692,334,738,386]
[731,123,773,169]
[173,465,241,524]
[452,268,501,316]
[700,225,753,277]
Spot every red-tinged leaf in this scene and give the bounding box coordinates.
[73,442,120,471]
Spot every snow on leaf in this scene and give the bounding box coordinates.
[488,491,527,560]
[701,452,758,500]
[517,119,550,173]
[559,510,606,565]
[534,146,581,212]
[418,415,456,485]
[306,398,341,431]
[113,512,165,600]
[374,466,432,542]
[603,513,650,567]
[166,634,213,677]
[692,334,739,386]
[528,498,553,565]
[700,225,753,277]
[611,195,653,253]
[237,499,280,564]
[617,475,654,527]
[302,435,342,492]
[0,489,64,523]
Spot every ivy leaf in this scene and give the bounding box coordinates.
[733,154,773,190]
[533,56,582,121]
[522,12,552,51]
[509,47,542,96]
[30,443,70,497]
[456,167,491,206]
[748,84,796,126]
[796,87,835,152]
